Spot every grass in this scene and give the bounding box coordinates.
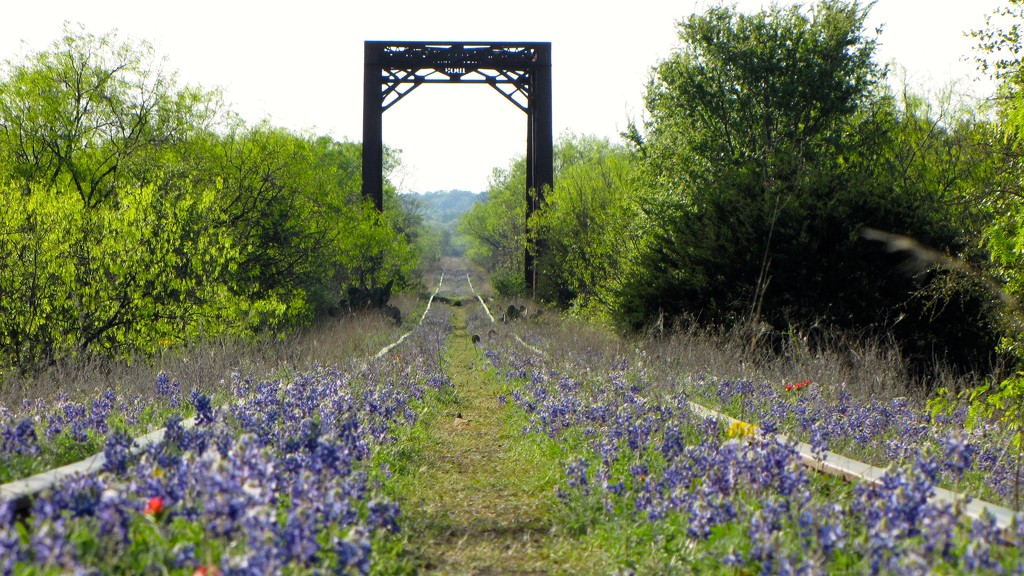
[0,307,415,486]
[0,308,410,409]
[7,263,1015,572]
[374,303,610,575]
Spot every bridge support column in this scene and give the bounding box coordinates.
[525,44,553,296]
[362,43,385,212]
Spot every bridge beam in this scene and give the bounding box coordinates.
[362,41,553,294]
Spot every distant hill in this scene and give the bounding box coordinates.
[406,189,484,227]
[401,190,486,257]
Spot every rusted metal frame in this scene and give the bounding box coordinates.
[486,69,530,112]
[381,66,528,112]
[382,67,529,85]
[363,42,385,211]
[525,43,553,295]
[362,41,554,286]
[381,69,423,112]
[380,43,538,69]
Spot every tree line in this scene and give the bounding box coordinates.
[459,0,1024,383]
[0,25,422,373]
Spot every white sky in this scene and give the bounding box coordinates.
[0,0,1006,193]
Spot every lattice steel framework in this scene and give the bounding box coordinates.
[362,41,553,292]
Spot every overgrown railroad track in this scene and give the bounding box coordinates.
[1,265,1022,573]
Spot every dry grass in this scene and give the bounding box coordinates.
[0,309,410,409]
[642,321,982,404]
[487,295,979,406]
[379,302,607,575]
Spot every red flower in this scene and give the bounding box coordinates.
[786,379,813,391]
[193,566,222,576]
[143,496,165,516]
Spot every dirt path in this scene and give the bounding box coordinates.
[395,304,562,574]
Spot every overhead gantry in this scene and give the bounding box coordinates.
[361,41,553,293]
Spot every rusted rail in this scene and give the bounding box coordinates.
[684,402,1017,530]
[0,418,197,517]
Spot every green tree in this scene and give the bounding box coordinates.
[0,25,422,372]
[622,0,881,325]
[533,134,641,315]
[458,158,528,295]
[619,1,992,372]
[0,24,220,207]
[0,177,240,369]
[971,0,1024,345]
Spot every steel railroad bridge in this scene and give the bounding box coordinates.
[361,41,552,293]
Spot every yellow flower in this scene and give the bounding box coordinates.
[726,420,757,439]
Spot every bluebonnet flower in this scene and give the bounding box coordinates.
[89,389,117,434]
[190,390,215,426]
[940,431,975,480]
[280,508,319,564]
[809,421,829,463]
[0,522,26,576]
[815,504,846,557]
[103,429,135,475]
[661,426,687,460]
[334,526,372,575]
[722,551,744,567]
[366,499,400,533]
[170,542,197,569]
[2,418,39,456]
[565,457,590,495]
[156,372,182,408]
[29,519,74,569]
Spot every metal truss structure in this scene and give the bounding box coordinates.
[362,41,553,292]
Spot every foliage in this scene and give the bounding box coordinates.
[616,1,997,373]
[532,135,642,315]
[0,26,420,372]
[0,24,219,207]
[409,190,481,227]
[970,0,1024,364]
[402,190,482,258]
[0,180,241,369]
[457,158,527,293]
[192,127,415,318]
[917,0,1024,513]
[459,135,643,304]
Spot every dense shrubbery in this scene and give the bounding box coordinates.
[460,0,1012,380]
[616,1,1006,374]
[457,158,528,296]
[0,27,417,374]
